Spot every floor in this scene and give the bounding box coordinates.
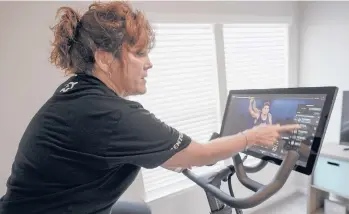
[249,192,307,214]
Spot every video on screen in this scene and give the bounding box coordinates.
[221,94,326,167]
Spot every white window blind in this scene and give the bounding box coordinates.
[223,23,289,164]
[128,23,224,200]
[223,24,289,90]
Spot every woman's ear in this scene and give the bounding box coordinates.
[94,50,114,73]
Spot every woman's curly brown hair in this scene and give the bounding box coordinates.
[50,1,155,75]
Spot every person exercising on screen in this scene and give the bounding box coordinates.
[249,97,273,126]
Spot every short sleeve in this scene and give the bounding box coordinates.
[105,103,192,169]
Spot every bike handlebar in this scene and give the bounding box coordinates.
[244,159,268,173]
[182,150,300,209]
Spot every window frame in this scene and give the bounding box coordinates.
[131,13,297,202]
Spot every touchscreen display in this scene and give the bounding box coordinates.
[221,93,327,167]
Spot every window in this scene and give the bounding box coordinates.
[128,23,224,200]
[222,23,289,164]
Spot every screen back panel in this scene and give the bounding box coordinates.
[220,86,338,175]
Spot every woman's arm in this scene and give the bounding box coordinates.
[249,98,260,119]
[162,124,300,169]
[253,99,259,112]
[162,133,248,169]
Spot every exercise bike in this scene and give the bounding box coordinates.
[181,86,338,214]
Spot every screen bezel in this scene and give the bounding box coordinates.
[219,86,338,175]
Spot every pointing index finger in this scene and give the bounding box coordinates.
[277,124,301,132]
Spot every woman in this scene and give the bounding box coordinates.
[249,97,273,126]
[0,2,300,214]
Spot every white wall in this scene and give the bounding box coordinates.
[299,1,349,143]
[0,1,301,214]
[296,1,349,192]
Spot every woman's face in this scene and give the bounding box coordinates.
[123,50,153,96]
[262,105,270,115]
[108,49,153,96]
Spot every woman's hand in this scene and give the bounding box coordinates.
[244,124,301,147]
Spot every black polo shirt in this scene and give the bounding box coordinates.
[0,74,191,214]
